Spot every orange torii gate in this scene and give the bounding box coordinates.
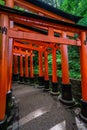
[13,40,57,87]
[0,0,87,129]
[13,42,45,84]
[13,19,74,90]
[13,48,31,83]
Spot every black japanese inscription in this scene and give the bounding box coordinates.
[0,26,7,35]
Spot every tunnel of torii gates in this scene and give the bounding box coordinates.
[1,0,87,129]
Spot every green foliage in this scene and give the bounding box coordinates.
[0,0,5,5]
[14,6,25,11]
[68,46,81,79]
[41,0,87,26]
[59,0,87,26]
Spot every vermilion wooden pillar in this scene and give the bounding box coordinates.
[6,0,14,7]
[61,32,70,84]
[5,0,14,125]
[6,0,15,84]
[0,14,9,130]
[6,38,13,119]
[60,32,75,105]
[44,50,50,91]
[51,47,59,95]
[30,53,34,84]
[38,49,44,87]
[6,0,14,86]
[19,55,24,83]
[13,55,19,81]
[80,32,87,122]
[24,54,29,83]
[7,37,13,91]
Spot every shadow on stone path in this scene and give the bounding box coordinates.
[12,83,87,130]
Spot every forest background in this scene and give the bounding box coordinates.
[0,0,87,79]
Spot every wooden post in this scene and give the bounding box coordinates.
[60,32,75,105]
[24,54,29,83]
[44,50,50,91]
[51,47,59,95]
[30,51,34,84]
[6,38,13,118]
[6,0,14,88]
[7,37,13,90]
[19,55,24,83]
[13,55,19,81]
[7,24,14,91]
[5,0,14,123]
[61,32,70,84]
[0,14,9,129]
[38,48,44,87]
[5,0,14,7]
[80,32,87,122]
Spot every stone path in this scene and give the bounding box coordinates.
[12,83,87,130]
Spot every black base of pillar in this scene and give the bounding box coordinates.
[38,76,44,87]
[18,76,24,84]
[51,82,59,96]
[6,90,13,118]
[59,95,75,106]
[80,99,87,122]
[30,77,35,84]
[13,74,19,81]
[59,84,75,105]
[0,116,7,130]
[6,91,14,128]
[24,77,29,84]
[44,80,50,91]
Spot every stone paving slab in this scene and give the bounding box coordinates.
[12,83,87,130]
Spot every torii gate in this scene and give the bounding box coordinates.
[0,0,87,129]
[13,21,74,88]
[13,41,51,84]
